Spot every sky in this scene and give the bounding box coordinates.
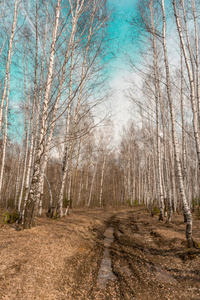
[7,0,139,142]
[107,0,138,136]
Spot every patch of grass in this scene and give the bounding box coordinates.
[52,212,59,219]
[3,212,11,224]
[64,197,70,207]
[3,210,20,224]
[153,206,160,214]
[126,198,132,206]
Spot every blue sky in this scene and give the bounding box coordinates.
[8,0,138,141]
[106,0,138,135]
[108,0,138,70]
[106,0,176,140]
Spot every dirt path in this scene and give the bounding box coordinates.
[0,207,200,299]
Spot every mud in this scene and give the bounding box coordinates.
[97,227,117,289]
[0,207,200,299]
[63,209,200,300]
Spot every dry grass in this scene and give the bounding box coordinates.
[0,207,125,299]
[0,207,200,299]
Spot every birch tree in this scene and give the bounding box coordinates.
[23,0,62,229]
[161,0,193,247]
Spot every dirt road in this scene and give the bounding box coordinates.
[0,207,200,299]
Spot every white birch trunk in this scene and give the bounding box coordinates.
[150,1,164,220]
[174,0,200,171]
[56,32,76,216]
[57,5,95,215]
[87,159,98,207]
[99,154,106,206]
[164,0,193,247]
[18,124,30,212]
[192,0,200,123]
[23,5,39,209]
[0,68,11,197]
[23,0,62,229]
[14,134,25,208]
[38,9,80,218]
[77,173,83,206]
[0,0,18,135]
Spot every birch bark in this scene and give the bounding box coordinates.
[57,2,99,216]
[163,0,194,247]
[23,0,62,229]
[87,159,98,207]
[0,0,18,135]
[191,0,200,123]
[0,68,11,198]
[173,0,200,171]
[99,154,106,206]
[150,0,164,220]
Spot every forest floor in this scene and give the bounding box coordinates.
[0,206,200,300]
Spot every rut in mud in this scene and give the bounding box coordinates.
[63,209,200,300]
[1,207,200,300]
[97,227,116,289]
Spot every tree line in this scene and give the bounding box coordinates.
[126,0,200,247]
[0,0,113,228]
[0,0,200,248]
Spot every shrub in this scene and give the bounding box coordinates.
[11,211,20,223]
[134,199,139,206]
[52,212,59,219]
[3,210,20,224]
[153,206,160,214]
[64,197,70,207]
[126,198,131,206]
[3,212,11,224]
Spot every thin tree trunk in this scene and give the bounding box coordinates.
[88,159,98,207]
[0,0,18,135]
[57,37,75,216]
[15,134,25,209]
[191,0,200,123]
[164,0,194,247]
[77,172,83,206]
[174,0,200,171]
[23,1,39,211]
[0,66,11,198]
[23,0,62,229]
[44,173,53,216]
[99,154,106,206]
[150,1,164,220]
